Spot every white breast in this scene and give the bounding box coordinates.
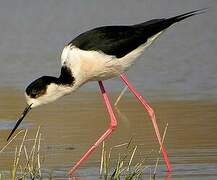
[61,45,120,82]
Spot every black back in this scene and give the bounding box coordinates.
[69,9,204,58]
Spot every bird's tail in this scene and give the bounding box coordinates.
[167,8,207,24]
[135,8,207,35]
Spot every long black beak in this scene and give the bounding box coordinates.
[7,104,32,141]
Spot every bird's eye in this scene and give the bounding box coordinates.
[30,93,37,98]
[30,90,38,98]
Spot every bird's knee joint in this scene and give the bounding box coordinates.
[110,123,117,130]
[149,108,155,117]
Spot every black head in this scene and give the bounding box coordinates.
[26,76,58,99]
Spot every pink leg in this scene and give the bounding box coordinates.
[68,81,117,176]
[119,74,172,172]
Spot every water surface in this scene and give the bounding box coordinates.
[0,89,217,179]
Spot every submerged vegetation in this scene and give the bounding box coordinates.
[0,124,168,179]
[0,127,52,180]
[100,123,168,180]
[100,140,146,180]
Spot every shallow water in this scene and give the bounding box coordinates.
[0,89,217,179]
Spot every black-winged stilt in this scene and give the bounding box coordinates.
[7,9,205,175]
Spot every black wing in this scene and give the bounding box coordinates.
[69,9,204,58]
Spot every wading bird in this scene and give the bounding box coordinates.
[7,9,205,175]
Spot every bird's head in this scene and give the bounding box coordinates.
[7,75,74,141]
[25,76,66,108]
